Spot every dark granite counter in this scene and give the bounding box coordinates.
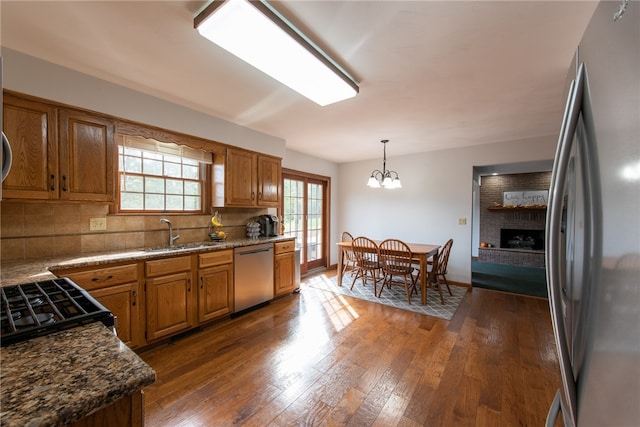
[0,236,295,286]
[0,322,156,427]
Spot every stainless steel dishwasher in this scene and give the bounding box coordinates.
[234,243,274,312]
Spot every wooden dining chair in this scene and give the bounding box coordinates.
[378,239,417,304]
[427,238,453,303]
[341,231,358,278]
[351,236,383,295]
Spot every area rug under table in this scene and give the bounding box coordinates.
[304,274,468,321]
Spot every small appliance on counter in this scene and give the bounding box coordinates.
[246,221,261,239]
[257,214,279,237]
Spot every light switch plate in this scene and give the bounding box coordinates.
[89,217,107,231]
[458,217,467,225]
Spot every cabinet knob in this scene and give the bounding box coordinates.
[62,175,67,192]
[251,191,256,200]
[132,290,137,306]
[50,174,56,191]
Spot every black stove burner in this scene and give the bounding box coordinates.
[8,294,45,309]
[1,278,114,347]
[14,313,55,328]
[0,311,22,322]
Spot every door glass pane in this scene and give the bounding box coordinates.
[307,182,323,263]
[283,178,305,262]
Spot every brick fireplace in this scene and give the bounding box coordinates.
[478,172,551,268]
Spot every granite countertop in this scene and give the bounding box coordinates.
[0,236,295,286]
[0,322,156,427]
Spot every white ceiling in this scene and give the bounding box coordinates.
[0,1,597,164]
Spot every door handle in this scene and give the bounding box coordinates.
[546,63,584,427]
[545,390,562,427]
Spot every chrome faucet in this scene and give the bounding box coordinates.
[160,219,180,247]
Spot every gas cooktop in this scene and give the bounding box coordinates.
[0,278,115,347]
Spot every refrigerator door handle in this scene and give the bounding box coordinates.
[545,390,562,427]
[546,63,585,427]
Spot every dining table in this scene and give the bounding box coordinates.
[336,240,440,305]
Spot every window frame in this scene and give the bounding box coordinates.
[112,124,219,215]
[117,145,210,213]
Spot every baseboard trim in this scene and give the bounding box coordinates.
[449,280,472,288]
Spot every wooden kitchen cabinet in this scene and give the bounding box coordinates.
[145,255,196,342]
[69,389,144,427]
[274,240,297,296]
[198,249,234,323]
[2,91,116,201]
[2,93,58,199]
[225,147,281,207]
[58,108,116,202]
[55,263,143,349]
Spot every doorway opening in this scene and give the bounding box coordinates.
[472,162,552,297]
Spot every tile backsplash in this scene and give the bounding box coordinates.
[0,201,268,260]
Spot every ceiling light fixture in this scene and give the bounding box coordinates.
[367,139,402,189]
[194,0,359,106]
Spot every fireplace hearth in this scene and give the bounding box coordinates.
[500,229,545,251]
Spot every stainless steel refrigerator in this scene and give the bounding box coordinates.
[545,1,639,426]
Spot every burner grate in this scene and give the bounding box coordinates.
[1,278,114,347]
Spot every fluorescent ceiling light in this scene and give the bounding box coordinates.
[194,0,359,106]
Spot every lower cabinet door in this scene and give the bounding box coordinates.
[90,282,140,349]
[146,272,194,341]
[275,251,296,296]
[198,264,233,323]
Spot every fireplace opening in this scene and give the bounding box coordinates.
[500,228,545,251]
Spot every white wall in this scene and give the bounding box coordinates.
[1,48,285,157]
[338,136,558,284]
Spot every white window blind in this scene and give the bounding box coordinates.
[120,135,213,164]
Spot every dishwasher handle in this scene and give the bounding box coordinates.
[237,248,272,256]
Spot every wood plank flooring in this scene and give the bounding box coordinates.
[139,269,560,426]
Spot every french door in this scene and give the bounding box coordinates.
[282,170,329,274]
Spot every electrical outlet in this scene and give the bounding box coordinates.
[458,217,467,225]
[89,217,107,231]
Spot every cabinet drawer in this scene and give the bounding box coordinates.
[199,249,233,268]
[274,241,295,255]
[63,264,138,291]
[145,255,192,278]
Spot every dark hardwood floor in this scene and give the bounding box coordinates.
[139,268,560,426]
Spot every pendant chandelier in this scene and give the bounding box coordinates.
[367,139,402,189]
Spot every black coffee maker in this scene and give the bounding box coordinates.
[257,215,279,237]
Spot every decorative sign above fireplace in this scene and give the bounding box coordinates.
[503,190,549,207]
